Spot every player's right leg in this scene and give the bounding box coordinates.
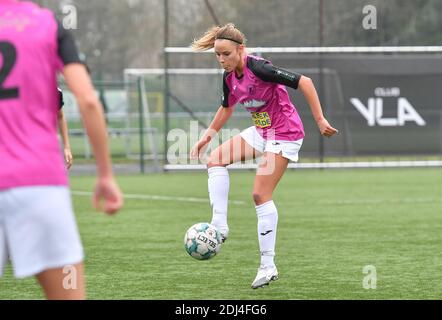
[207,132,261,242]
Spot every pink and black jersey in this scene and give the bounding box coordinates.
[0,0,81,189]
[222,55,305,141]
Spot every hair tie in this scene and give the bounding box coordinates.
[216,36,243,45]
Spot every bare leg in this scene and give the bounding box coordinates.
[207,134,260,168]
[253,152,289,205]
[36,262,85,300]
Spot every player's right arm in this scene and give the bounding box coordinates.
[58,23,123,215]
[190,73,235,159]
[190,106,235,160]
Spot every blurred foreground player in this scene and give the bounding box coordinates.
[0,0,124,299]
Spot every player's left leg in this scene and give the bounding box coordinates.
[36,263,85,300]
[251,152,288,288]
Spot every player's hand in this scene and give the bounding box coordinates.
[93,176,124,215]
[64,148,73,169]
[317,118,338,138]
[190,139,209,160]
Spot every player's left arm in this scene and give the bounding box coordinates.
[251,59,338,137]
[248,58,302,89]
[298,76,338,137]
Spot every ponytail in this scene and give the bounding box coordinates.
[191,23,246,52]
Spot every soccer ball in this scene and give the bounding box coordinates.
[184,223,222,260]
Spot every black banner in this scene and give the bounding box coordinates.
[271,54,442,157]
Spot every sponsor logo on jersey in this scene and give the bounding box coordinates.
[239,99,266,109]
[251,111,271,128]
[247,85,256,95]
[0,14,31,32]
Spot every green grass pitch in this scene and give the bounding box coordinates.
[1,168,441,299]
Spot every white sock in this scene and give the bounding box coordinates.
[208,166,229,233]
[256,200,278,267]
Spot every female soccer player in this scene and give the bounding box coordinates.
[190,23,338,289]
[0,1,123,299]
[58,88,73,169]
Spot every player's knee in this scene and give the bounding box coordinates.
[207,152,225,168]
[252,191,268,205]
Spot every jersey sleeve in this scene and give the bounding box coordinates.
[221,72,238,108]
[248,58,302,90]
[221,72,231,107]
[56,21,81,65]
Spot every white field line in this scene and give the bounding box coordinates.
[71,191,245,205]
[319,198,442,206]
[72,192,438,207]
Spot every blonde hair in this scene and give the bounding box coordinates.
[191,23,246,52]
